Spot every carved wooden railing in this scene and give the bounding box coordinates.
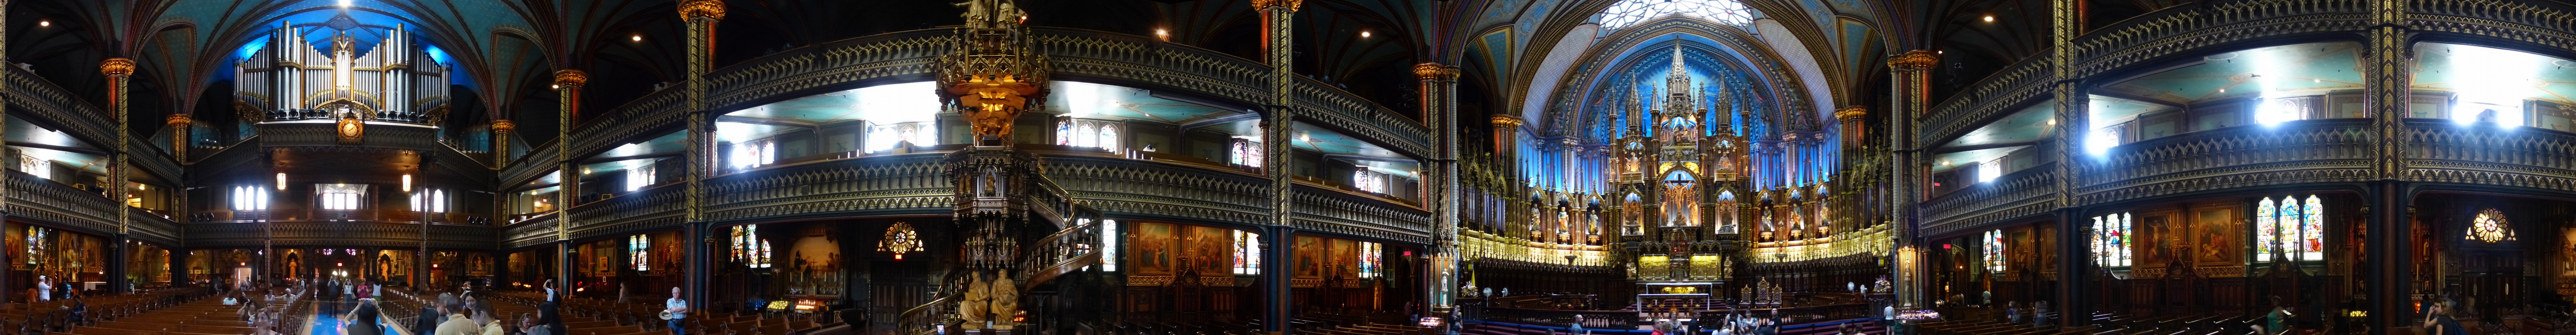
[1921,0,2371,146]
[2403,121,2576,187]
[6,171,126,236]
[566,182,685,237]
[500,140,561,186]
[1919,162,2059,235]
[126,138,182,181]
[2075,119,2375,204]
[127,207,181,246]
[1017,216,1100,288]
[182,221,495,250]
[896,291,961,335]
[518,27,1435,185]
[509,151,1433,247]
[2,66,113,147]
[500,214,561,249]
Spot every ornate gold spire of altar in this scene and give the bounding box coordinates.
[939,0,1050,144]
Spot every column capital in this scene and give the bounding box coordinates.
[1490,115,1525,128]
[1251,0,1302,10]
[166,113,193,129]
[552,70,589,88]
[492,119,518,134]
[1834,106,1868,121]
[1888,50,1939,72]
[678,0,727,21]
[99,58,135,77]
[1413,63,1460,81]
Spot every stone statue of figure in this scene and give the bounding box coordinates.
[987,269,1018,325]
[954,0,989,28]
[958,273,990,326]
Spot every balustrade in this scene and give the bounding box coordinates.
[182,220,494,250]
[2403,121,2576,185]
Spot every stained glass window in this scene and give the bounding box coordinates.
[1357,242,1383,278]
[1232,229,1261,275]
[731,225,771,268]
[729,139,775,170]
[2258,196,2326,261]
[629,234,649,271]
[2468,209,2514,243]
[25,227,45,265]
[1982,230,2005,273]
[1099,219,1118,271]
[1231,140,1263,168]
[2256,197,2279,261]
[1595,0,1756,30]
[2091,213,2130,267]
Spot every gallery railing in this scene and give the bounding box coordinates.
[182,220,495,250]
[509,27,1435,186]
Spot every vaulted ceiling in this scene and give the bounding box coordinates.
[6,0,2145,154]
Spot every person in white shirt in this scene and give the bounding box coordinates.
[33,276,51,302]
[664,287,691,335]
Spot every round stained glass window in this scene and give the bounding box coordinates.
[2467,208,2514,243]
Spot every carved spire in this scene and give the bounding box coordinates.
[938,0,1049,144]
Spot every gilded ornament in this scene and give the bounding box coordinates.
[491,119,517,134]
[677,0,727,20]
[1412,63,1459,80]
[552,70,590,88]
[1834,106,1867,121]
[938,0,1048,142]
[98,58,135,77]
[1888,50,1939,71]
[1490,115,1525,128]
[1250,0,1303,10]
[165,113,193,128]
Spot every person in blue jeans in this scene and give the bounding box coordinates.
[664,287,691,335]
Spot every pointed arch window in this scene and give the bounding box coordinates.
[2256,196,2326,261]
[629,234,650,271]
[1983,230,2006,273]
[2091,213,2131,267]
[1230,139,1263,168]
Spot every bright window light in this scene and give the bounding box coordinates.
[626,162,656,191]
[1098,219,1118,272]
[1976,159,2002,183]
[2085,127,2121,156]
[730,139,775,169]
[2447,45,2538,126]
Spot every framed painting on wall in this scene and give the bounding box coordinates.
[1294,236,1321,279]
[1185,226,1227,273]
[2195,206,2243,275]
[1133,223,1175,275]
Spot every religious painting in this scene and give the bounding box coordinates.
[2037,225,2056,272]
[2195,207,2241,266]
[1131,223,1175,275]
[1185,226,1228,274]
[2140,213,2174,268]
[1331,239,1357,280]
[2560,228,2576,276]
[1294,236,1321,279]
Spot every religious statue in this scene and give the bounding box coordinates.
[987,269,1018,325]
[958,273,990,326]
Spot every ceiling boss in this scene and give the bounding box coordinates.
[938,0,1050,145]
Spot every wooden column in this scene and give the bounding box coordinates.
[554,69,587,292]
[1415,63,1460,318]
[1255,0,1301,332]
[2362,0,2412,332]
[2048,0,2091,324]
[1886,50,1935,315]
[103,57,135,294]
[679,0,726,311]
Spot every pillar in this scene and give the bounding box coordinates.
[1885,50,1935,318]
[679,0,726,310]
[1255,0,1301,332]
[556,69,587,292]
[492,119,516,167]
[1489,116,1523,234]
[167,114,191,161]
[2048,0,2091,323]
[0,0,13,302]
[103,57,135,294]
[1415,62,1461,320]
[2363,0,2412,332]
